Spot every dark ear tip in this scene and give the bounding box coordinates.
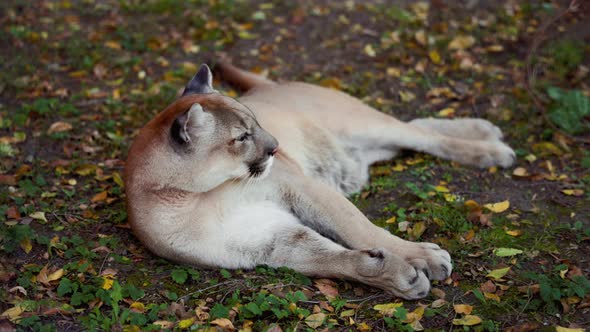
[198,63,211,74]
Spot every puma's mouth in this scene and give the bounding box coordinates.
[248,156,274,179]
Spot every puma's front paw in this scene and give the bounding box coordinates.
[355,249,431,300]
[397,242,452,281]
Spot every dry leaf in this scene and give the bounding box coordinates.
[314,279,339,299]
[512,167,529,177]
[91,191,108,203]
[555,327,585,332]
[177,317,195,329]
[452,315,482,326]
[0,304,25,322]
[429,50,441,64]
[483,200,509,213]
[373,303,403,316]
[29,211,48,223]
[453,304,473,315]
[48,122,73,134]
[493,247,523,257]
[484,292,501,302]
[399,90,416,103]
[211,318,234,330]
[363,44,376,57]
[561,189,584,197]
[305,313,326,328]
[448,35,475,50]
[20,238,32,254]
[487,267,510,279]
[506,230,523,237]
[47,268,64,282]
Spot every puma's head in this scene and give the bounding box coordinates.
[125,64,279,194]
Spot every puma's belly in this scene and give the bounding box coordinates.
[299,125,368,195]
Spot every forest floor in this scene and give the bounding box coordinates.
[1,0,589,331]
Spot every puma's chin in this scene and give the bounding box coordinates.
[248,156,274,179]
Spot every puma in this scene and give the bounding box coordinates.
[124,60,515,299]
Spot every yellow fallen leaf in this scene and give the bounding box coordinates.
[525,154,537,163]
[373,303,403,316]
[1,304,25,322]
[556,327,585,332]
[453,304,473,315]
[411,222,426,239]
[47,268,64,282]
[403,305,425,323]
[483,200,510,213]
[91,191,108,203]
[453,314,482,326]
[177,317,195,329]
[486,266,510,280]
[532,142,562,156]
[364,44,376,57]
[410,320,425,331]
[486,45,504,52]
[319,77,343,90]
[104,41,121,50]
[75,164,97,176]
[130,302,145,313]
[113,172,125,188]
[434,185,449,193]
[20,238,32,254]
[484,292,501,302]
[512,167,529,177]
[561,189,584,197]
[559,268,568,279]
[431,299,447,309]
[102,276,114,290]
[48,121,73,134]
[438,107,455,117]
[29,211,48,222]
[385,216,397,224]
[305,312,326,328]
[493,247,523,257]
[358,322,371,332]
[340,309,355,318]
[392,163,406,171]
[415,30,427,46]
[443,193,457,202]
[406,157,424,165]
[448,35,475,50]
[429,50,441,64]
[386,67,401,77]
[464,200,480,210]
[506,230,522,237]
[399,90,416,103]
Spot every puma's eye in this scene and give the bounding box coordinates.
[236,132,251,142]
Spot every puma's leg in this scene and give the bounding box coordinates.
[201,202,431,299]
[409,118,504,141]
[276,169,453,283]
[334,115,515,168]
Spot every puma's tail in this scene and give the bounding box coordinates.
[211,58,276,92]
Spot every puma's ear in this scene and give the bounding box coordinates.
[182,64,217,96]
[170,103,213,145]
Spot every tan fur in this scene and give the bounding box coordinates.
[125,62,515,299]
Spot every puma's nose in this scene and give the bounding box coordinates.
[267,146,278,156]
